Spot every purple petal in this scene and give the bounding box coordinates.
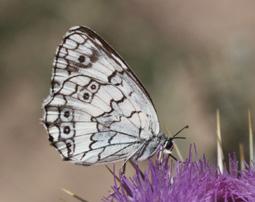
[104,151,255,202]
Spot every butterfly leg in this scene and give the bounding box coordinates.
[120,141,147,173]
[169,153,177,161]
[163,149,178,161]
[120,163,127,175]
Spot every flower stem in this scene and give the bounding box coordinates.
[216,109,224,173]
[248,110,254,165]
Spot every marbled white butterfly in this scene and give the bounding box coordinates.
[42,26,186,165]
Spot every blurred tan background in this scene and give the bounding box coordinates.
[1,0,255,201]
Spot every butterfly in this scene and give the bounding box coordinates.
[42,26,186,166]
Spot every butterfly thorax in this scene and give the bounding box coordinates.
[133,132,167,161]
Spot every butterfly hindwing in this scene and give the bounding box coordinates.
[43,26,160,165]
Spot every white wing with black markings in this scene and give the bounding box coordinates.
[42,26,161,165]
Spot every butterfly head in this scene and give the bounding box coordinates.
[162,125,188,155]
[163,138,175,154]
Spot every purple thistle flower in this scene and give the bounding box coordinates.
[104,150,255,202]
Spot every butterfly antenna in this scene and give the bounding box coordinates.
[173,125,189,138]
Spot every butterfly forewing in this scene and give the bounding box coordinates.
[43,26,160,165]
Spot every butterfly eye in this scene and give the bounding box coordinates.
[88,81,99,93]
[63,126,70,134]
[60,108,73,121]
[83,92,90,100]
[77,54,92,67]
[164,139,174,151]
[61,123,75,138]
[91,84,96,89]
[78,89,92,102]
[64,111,70,118]
[78,55,85,63]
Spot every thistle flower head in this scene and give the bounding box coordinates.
[104,150,255,202]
